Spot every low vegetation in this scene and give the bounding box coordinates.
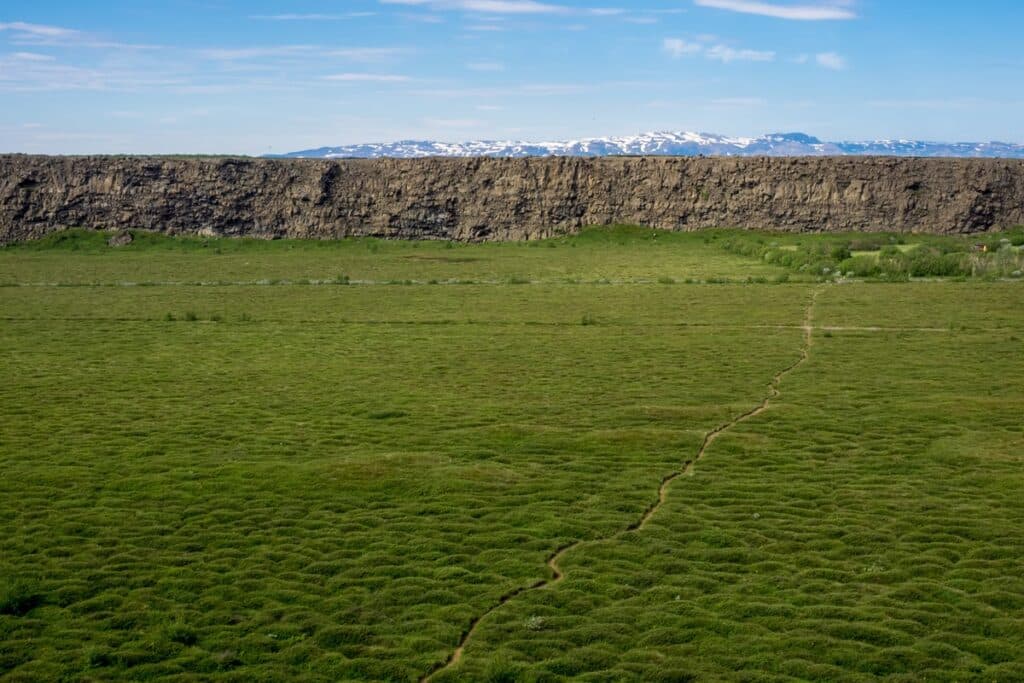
[0,227,1021,681]
[718,228,1024,280]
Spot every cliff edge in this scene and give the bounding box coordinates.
[2,155,1022,243]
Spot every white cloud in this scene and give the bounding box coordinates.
[663,38,703,58]
[694,0,856,21]
[197,46,408,63]
[0,21,157,49]
[9,51,56,62]
[0,21,78,39]
[706,44,775,62]
[664,38,774,63]
[815,51,846,69]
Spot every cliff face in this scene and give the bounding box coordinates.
[1,155,1023,243]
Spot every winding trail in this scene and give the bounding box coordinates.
[420,285,825,682]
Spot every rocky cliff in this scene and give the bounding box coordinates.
[2,155,1023,244]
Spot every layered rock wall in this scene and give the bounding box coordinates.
[2,155,1023,243]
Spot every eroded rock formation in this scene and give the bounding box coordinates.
[2,155,1022,243]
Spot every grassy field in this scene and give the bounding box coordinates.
[1,228,1022,682]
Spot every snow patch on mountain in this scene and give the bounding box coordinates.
[275,131,1024,159]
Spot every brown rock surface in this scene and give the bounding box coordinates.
[1,155,1023,244]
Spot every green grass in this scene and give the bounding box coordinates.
[0,227,1022,681]
[0,226,787,286]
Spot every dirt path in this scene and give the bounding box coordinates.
[632,285,822,532]
[420,285,824,682]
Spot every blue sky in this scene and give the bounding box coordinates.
[1,1,1021,154]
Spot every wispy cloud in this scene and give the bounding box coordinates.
[9,51,56,62]
[197,46,409,63]
[706,44,774,62]
[694,0,857,21]
[663,39,703,58]
[0,51,186,92]
[0,21,158,49]
[815,51,846,69]
[0,21,78,39]
[664,37,774,63]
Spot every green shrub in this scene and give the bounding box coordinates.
[904,247,970,277]
[830,244,853,261]
[839,255,882,278]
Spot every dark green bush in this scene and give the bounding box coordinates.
[830,244,853,261]
[904,247,970,277]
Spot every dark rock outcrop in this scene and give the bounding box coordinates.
[1,155,1022,244]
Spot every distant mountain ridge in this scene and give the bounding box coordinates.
[275,131,1024,159]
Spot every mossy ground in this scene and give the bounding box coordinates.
[0,228,1021,681]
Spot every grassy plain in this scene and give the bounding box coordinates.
[1,228,1022,682]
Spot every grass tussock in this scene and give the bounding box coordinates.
[0,228,1021,680]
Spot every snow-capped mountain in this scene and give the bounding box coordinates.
[274,132,1024,159]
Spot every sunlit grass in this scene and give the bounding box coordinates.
[0,228,1021,681]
